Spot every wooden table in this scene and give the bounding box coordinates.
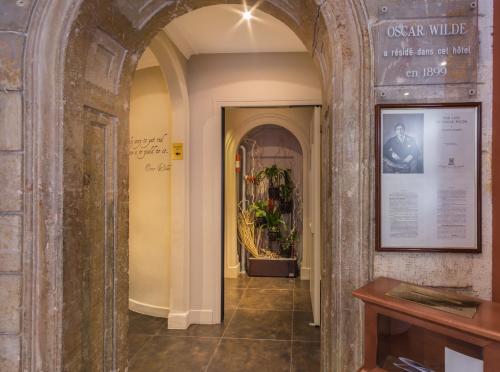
[353,278,500,372]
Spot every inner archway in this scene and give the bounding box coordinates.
[24,1,373,371]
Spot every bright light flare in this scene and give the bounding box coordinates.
[242,10,253,20]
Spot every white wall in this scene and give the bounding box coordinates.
[129,67,172,317]
[147,32,192,328]
[187,52,322,323]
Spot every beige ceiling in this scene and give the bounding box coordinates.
[164,4,306,59]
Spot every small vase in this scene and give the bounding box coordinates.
[279,200,293,214]
[280,244,292,258]
[268,230,280,241]
[255,216,266,227]
[268,187,280,200]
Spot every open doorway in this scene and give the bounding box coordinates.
[126,5,323,371]
[223,106,322,323]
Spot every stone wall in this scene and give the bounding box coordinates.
[2,0,371,371]
[0,1,36,370]
[1,0,494,371]
[367,0,494,299]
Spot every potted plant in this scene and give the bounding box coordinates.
[264,207,286,241]
[280,228,299,257]
[279,169,294,213]
[257,164,283,200]
[279,184,294,213]
[248,200,267,227]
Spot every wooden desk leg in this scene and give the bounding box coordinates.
[484,342,500,372]
[358,304,378,372]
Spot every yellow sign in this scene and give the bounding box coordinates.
[172,143,183,160]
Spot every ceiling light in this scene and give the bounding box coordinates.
[404,92,410,96]
[242,10,253,20]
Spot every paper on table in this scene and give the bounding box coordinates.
[445,347,483,372]
[386,283,480,318]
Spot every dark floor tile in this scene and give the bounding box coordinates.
[294,289,312,312]
[293,312,320,341]
[128,334,152,361]
[239,289,293,310]
[128,311,167,336]
[160,322,226,338]
[225,275,251,289]
[292,341,320,372]
[224,308,235,322]
[294,279,310,290]
[128,335,219,372]
[129,310,145,323]
[207,339,291,372]
[224,309,292,340]
[225,288,245,309]
[248,277,295,290]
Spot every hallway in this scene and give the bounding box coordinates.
[128,276,320,371]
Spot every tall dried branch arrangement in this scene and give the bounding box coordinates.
[237,208,261,257]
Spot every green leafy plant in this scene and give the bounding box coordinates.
[279,184,293,202]
[279,169,294,212]
[249,200,267,218]
[282,168,293,187]
[280,228,299,256]
[264,207,286,233]
[256,164,283,187]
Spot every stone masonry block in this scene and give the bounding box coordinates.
[0,0,34,32]
[84,29,127,94]
[0,92,22,150]
[0,275,21,333]
[116,0,174,29]
[0,153,23,211]
[0,335,20,372]
[0,215,22,272]
[0,32,24,90]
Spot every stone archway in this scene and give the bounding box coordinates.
[17,0,373,371]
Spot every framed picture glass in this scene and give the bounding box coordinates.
[376,103,481,253]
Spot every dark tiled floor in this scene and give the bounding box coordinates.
[128,276,320,371]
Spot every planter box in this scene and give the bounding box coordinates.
[246,257,297,278]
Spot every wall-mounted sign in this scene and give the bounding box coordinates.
[376,103,481,253]
[172,143,184,160]
[373,1,478,87]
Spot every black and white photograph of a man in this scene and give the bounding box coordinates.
[382,113,424,174]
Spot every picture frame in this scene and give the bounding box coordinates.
[376,103,481,253]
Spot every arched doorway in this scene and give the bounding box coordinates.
[23,1,373,370]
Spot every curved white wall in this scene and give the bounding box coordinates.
[129,67,172,317]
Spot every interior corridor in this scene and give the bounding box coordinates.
[128,276,320,371]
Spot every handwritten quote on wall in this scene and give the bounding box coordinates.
[128,133,171,172]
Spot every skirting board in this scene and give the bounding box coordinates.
[300,266,311,280]
[225,264,241,278]
[168,311,190,329]
[129,299,169,318]
[167,309,215,330]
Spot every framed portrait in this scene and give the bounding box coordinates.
[376,103,481,253]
